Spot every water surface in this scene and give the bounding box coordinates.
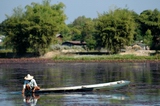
[0,62,160,105]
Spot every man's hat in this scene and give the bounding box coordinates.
[24,74,33,80]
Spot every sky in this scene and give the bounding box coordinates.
[0,0,160,24]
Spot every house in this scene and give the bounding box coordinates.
[62,41,86,47]
[56,34,63,43]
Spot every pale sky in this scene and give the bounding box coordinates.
[0,0,160,24]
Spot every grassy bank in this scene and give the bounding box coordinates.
[0,50,159,63]
[52,54,160,62]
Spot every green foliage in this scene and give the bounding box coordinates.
[95,8,136,53]
[1,0,67,55]
[1,7,29,54]
[68,16,96,50]
[132,11,143,41]
[143,29,153,46]
[53,54,160,61]
[139,9,160,51]
[139,9,160,35]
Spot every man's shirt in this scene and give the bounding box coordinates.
[23,79,38,89]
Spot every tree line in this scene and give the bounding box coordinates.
[0,0,160,55]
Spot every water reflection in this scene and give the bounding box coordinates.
[26,92,129,106]
[61,93,129,105]
[22,93,40,106]
[0,62,160,105]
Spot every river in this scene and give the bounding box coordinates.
[0,62,160,106]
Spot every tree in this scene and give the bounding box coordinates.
[143,29,153,47]
[95,8,135,53]
[139,9,160,52]
[68,16,96,50]
[1,0,67,55]
[1,6,28,54]
[131,11,143,41]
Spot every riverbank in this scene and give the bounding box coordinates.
[0,50,159,63]
[0,56,159,64]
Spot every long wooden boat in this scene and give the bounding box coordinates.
[34,80,130,93]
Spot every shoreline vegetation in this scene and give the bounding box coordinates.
[53,54,160,61]
[0,51,159,63]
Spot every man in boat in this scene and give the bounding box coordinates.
[22,74,40,94]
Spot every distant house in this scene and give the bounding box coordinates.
[62,41,86,47]
[56,34,63,43]
[132,41,147,50]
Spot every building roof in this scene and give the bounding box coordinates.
[56,34,63,38]
[67,41,86,44]
[62,41,86,46]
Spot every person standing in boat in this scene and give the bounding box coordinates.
[22,74,40,94]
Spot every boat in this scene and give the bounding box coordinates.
[33,80,130,93]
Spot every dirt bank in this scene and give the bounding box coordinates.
[0,58,54,63]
